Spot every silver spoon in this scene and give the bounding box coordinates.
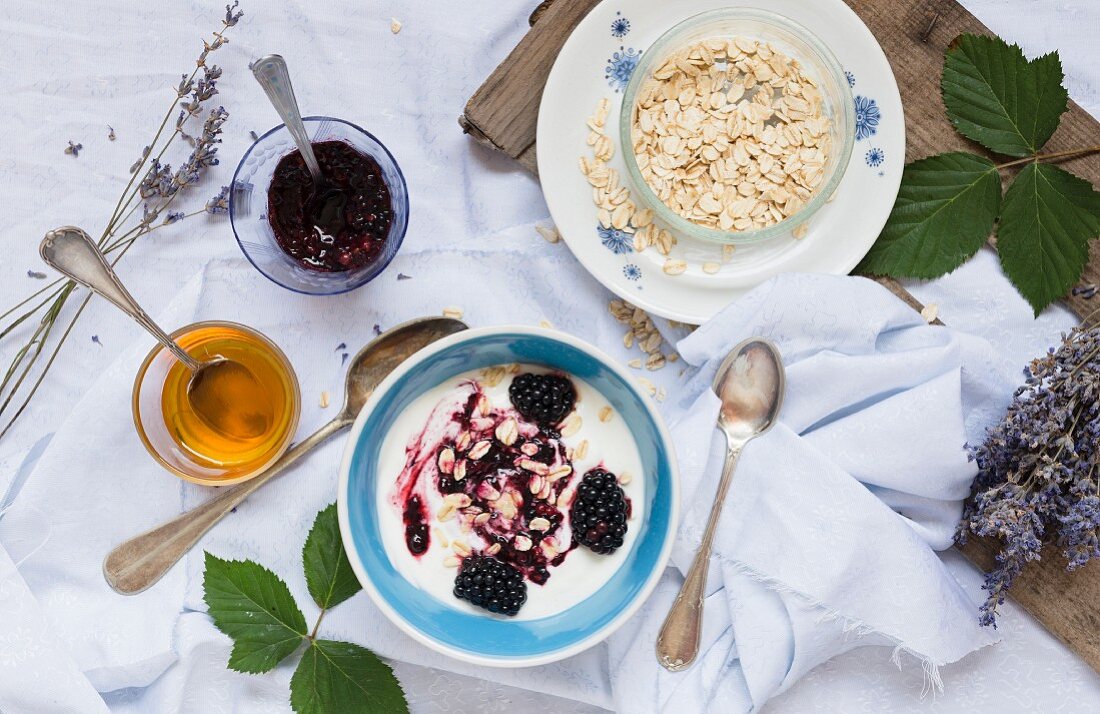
[655,338,785,671]
[103,316,468,594]
[251,54,346,235]
[40,227,272,441]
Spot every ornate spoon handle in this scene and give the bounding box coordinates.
[103,418,347,594]
[656,445,742,671]
[251,54,323,183]
[40,227,201,371]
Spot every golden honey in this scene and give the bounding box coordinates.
[159,324,297,479]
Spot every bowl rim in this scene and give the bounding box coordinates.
[336,324,681,667]
[618,6,856,245]
[130,319,302,486]
[228,115,410,296]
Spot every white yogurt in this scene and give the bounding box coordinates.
[376,364,645,620]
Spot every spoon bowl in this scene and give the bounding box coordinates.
[713,339,785,445]
[186,356,274,440]
[656,337,785,671]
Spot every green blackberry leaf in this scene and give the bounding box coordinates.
[997,162,1100,314]
[942,34,1068,157]
[202,552,307,673]
[303,503,362,610]
[857,152,1001,278]
[290,640,408,714]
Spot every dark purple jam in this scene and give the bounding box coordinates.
[403,494,429,555]
[267,140,392,272]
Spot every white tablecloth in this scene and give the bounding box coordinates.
[0,0,1097,711]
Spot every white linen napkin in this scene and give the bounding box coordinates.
[1,258,1006,712]
[605,273,1005,712]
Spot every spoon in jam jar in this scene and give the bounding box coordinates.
[251,54,347,238]
[40,227,274,441]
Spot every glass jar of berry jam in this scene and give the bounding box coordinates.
[230,116,409,295]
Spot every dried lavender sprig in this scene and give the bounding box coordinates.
[959,325,1100,626]
[102,4,240,241]
[0,3,243,441]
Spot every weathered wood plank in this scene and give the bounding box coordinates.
[460,0,1100,671]
[461,0,600,162]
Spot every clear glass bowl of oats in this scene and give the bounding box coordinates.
[619,8,855,245]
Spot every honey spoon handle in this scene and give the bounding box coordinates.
[655,444,742,671]
[103,417,349,594]
[40,227,202,372]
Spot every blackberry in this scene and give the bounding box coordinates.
[453,555,527,616]
[508,373,576,426]
[570,468,628,554]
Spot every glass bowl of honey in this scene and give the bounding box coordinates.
[132,321,301,485]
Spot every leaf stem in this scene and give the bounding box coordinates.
[995,144,1100,170]
[309,607,327,642]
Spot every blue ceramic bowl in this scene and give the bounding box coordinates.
[337,326,679,667]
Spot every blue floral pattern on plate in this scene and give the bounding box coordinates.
[605,47,641,92]
[854,95,880,141]
[599,226,633,254]
[611,12,631,38]
[623,264,641,281]
[846,73,886,175]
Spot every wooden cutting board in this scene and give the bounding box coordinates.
[460,0,1100,672]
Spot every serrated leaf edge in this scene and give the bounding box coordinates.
[302,503,361,610]
[858,152,1000,279]
[996,162,1100,314]
[941,33,1067,158]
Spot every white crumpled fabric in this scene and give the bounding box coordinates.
[606,274,1008,712]
[1,0,1099,711]
[0,262,1021,713]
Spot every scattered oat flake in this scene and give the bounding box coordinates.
[920,303,939,323]
[443,306,464,319]
[319,391,330,408]
[598,406,613,422]
[628,358,642,369]
[390,17,402,33]
[535,224,561,244]
[539,319,554,329]
[662,259,687,276]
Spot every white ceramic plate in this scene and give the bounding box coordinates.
[537,0,904,324]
